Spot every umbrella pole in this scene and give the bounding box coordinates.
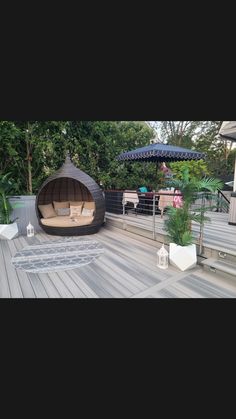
[155,161,161,190]
[152,190,156,240]
[156,161,158,175]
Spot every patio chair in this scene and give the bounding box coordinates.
[122,190,140,215]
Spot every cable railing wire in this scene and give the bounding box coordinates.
[104,189,229,250]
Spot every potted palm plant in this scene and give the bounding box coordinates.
[0,174,19,240]
[164,168,223,271]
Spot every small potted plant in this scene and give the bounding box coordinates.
[164,168,223,271]
[0,174,19,240]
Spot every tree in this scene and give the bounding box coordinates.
[0,121,69,194]
[194,121,234,177]
[159,121,203,147]
[0,121,21,173]
[0,120,155,192]
[170,160,209,180]
[0,173,14,224]
[67,121,155,189]
[154,121,236,179]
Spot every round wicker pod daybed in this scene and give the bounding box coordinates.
[36,154,105,236]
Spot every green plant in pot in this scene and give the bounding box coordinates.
[164,168,223,271]
[0,174,19,239]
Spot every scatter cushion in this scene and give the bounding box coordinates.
[139,186,148,193]
[70,201,84,207]
[81,208,94,216]
[57,207,70,216]
[83,201,95,210]
[38,203,57,219]
[53,201,70,210]
[70,205,83,218]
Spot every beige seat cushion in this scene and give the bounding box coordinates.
[38,203,57,219]
[41,215,94,227]
[83,201,95,210]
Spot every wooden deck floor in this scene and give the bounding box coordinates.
[1,225,236,298]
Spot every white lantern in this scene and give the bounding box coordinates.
[27,222,34,237]
[157,244,169,269]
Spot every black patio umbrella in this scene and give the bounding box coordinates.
[116,143,206,217]
[218,121,236,192]
[116,143,205,163]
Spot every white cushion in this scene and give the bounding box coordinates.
[70,205,83,218]
[81,208,94,216]
[57,207,70,216]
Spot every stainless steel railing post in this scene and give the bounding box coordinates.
[152,191,156,240]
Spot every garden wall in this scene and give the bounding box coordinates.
[9,195,42,235]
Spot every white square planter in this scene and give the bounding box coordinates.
[169,243,197,271]
[0,222,18,240]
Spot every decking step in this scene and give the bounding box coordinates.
[105,214,236,261]
[201,243,236,258]
[201,257,236,279]
[200,247,236,263]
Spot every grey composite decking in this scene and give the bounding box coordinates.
[105,211,236,255]
[1,225,236,298]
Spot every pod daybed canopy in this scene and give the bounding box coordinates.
[36,153,105,236]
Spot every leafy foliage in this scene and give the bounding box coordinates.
[164,167,223,246]
[169,160,209,180]
[0,174,14,224]
[154,121,236,179]
[0,120,233,198]
[165,206,193,246]
[191,121,235,177]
